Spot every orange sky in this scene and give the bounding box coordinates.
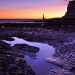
[0,0,68,19]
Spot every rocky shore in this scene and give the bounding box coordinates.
[0,0,75,75]
[0,36,39,75]
[0,26,75,75]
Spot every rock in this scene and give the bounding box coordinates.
[64,0,75,18]
[49,68,75,75]
[46,57,63,67]
[14,44,39,53]
[70,67,75,72]
[0,40,35,75]
[0,34,14,41]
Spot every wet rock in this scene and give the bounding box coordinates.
[0,26,75,75]
[56,43,75,69]
[0,40,35,75]
[14,44,39,53]
[48,43,75,75]
[46,57,63,67]
[49,68,75,75]
[70,67,75,72]
[0,34,14,41]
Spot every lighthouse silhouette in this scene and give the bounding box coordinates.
[43,14,45,19]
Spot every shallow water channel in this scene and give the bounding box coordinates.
[3,37,56,75]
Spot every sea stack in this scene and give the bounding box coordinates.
[64,0,75,18]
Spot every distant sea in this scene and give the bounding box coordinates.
[0,19,45,24]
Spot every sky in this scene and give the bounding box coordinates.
[0,0,69,19]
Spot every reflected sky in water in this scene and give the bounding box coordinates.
[3,37,56,75]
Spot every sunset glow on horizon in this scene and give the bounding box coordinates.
[0,0,68,19]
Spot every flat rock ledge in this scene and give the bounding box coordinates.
[47,43,75,75]
[48,68,75,75]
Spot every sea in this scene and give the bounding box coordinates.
[0,19,45,24]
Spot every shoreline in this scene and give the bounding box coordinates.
[0,25,75,75]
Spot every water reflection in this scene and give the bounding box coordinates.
[3,37,56,75]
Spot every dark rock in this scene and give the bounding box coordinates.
[14,44,39,53]
[0,34,14,41]
[64,0,75,18]
[0,40,35,75]
[49,68,75,75]
[70,67,75,72]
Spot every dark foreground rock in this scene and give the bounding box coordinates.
[47,43,75,75]
[0,27,75,75]
[49,68,75,75]
[0,33,14,41]
[14,44,39,53]
[0,40,35,75]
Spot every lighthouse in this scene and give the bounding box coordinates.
[43,14,45,19]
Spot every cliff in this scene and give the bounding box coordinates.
[64,0,75,18]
